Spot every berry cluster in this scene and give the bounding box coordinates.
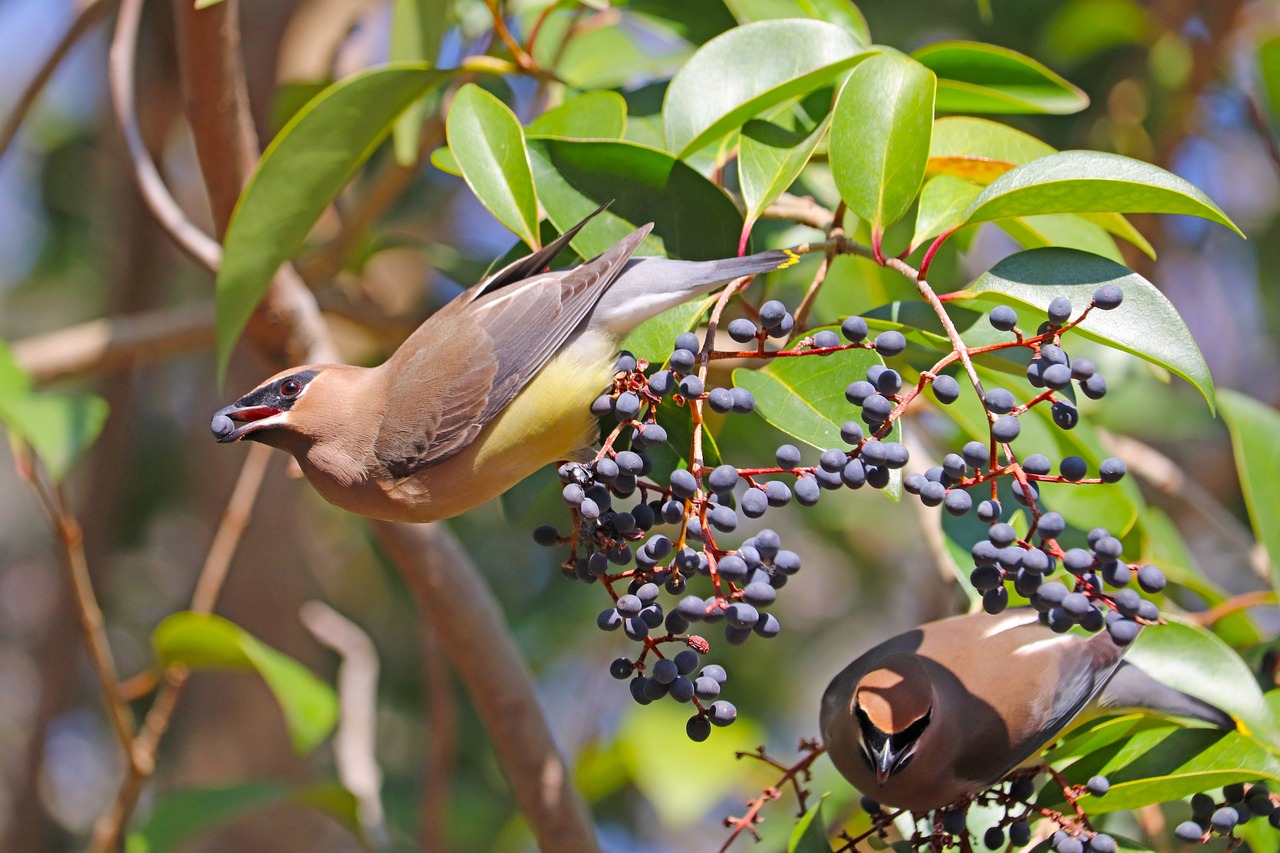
[535,279,1176,740]
[1175,784,1280,841]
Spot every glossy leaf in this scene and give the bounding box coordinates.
[1220,390,1280,593]
[831,52,937,233]
[739,109,832,233]
[1057,725,1280,814]
[959,248,1215,410]
[526,91,628,139]
[913,41,1088,115]
[0,339,107,482]
[1125,617,1280,748]
[125,782,359,853]
[911,174,981,249]
[215,64,445,380]
[154,612,338,753]
[446,84,540,250]
[997,214,1124,264]
[526,138,743,260]
[663,19,869,157]
[724,0,871,43]
[1260,34,1280,127]
[788,794,831,853]
[390,0,449,163]
[733,338,901,499]
[962,150,1243,236]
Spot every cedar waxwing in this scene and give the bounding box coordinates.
[211,208,798,522]
[819,610,1233,813]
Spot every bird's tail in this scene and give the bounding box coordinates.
[1097,661,1236,730]
[593,248,801,335]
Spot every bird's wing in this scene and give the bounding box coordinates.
[925,614,1126,785]
[374,224,652,477]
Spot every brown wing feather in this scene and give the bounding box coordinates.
[374,224,653,478]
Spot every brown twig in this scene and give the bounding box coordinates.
[25,461,136,762]
[1189,590,1279,627]
[418,595,456,853]
[11,300,215,386]
[482,0,539,71]
[0,0,116,161]
[109,0,223,272]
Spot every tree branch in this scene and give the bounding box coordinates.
[375,521,601,853]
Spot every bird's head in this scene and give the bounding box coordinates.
[211,365,338,449]
[853,653,934,785]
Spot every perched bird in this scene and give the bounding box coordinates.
[819,610,1233,813]
[211,207,797,522]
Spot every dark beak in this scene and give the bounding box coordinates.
[211,404,283,443]
[870,740,897,786]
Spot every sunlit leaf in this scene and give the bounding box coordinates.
[663,19,869,157]
[831,52,936,233]
[723,0,871,43]
[0,339,107,482]
[1220,390,1280,594]
[446,84,540,250]
[958,248,1215,411]
[527,91,628,139]
[788,794,832,853]
[154,612,337,753]
[739,108,833,235]
[1125,618,1280,748]
[215,64,446,380]
[962,151,1243,237]
[911,174,981,249]
[913,41,1088,115]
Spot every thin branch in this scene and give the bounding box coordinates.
[11,300,214,386]
[300,601,389,848]
[0,0,116,161]
[418,601,456,853]
[884,256,986,400]
[763,193,837,231]
[1189,590,1278,626]
[35,474,137,760]
[191,442,271,612]
[109,0,223,272]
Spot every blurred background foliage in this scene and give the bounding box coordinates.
[1,0,1279,851]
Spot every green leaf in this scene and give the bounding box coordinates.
[125,782,360,853]
[1042,0,1148,66]
[215,64,446,381]
[527,91,628,139]
[1126,618,1280,748]
[621,299,714,366]
[0,339,108,482]
[962,150,1243,237]
[447,84,540,250]
[912,41,1089,115]
[125,781,287,853]
[925,119,1153,257]
[996,214,1124,264]
[911,174,982,249]
[732,338,901,499]
[724,0,871,43]
[1056,725,1280,813]
[1259,35,1280,126]
[958,248,1215,411]
[390,0,449,164]
[663,19,869,157]
[831,52,937,233]
[788,794,831,853]
[526,138,743,260]
[1220,390,1280,593]
[154,612,337,753]
[739,108,832,233]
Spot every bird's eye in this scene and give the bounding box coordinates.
[281,378,303,397]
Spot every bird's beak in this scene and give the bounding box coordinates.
[870,741,898,786]
[211,403,285,443]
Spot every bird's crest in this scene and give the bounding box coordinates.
[854,653,932,734]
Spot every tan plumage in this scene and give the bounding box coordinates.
[211,208,797,522]
[819,610,1233,813]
